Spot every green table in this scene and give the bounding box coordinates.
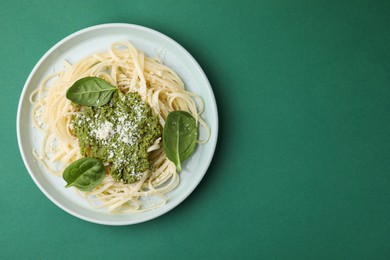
[2,0,390,259]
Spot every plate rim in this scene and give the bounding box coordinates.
[16,23,218,225]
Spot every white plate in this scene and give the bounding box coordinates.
[17,23,218,225]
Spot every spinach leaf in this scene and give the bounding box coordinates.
[66,77,117,107]
[63,157,106,191]
[163,111,198,172]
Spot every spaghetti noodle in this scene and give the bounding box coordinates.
[31,41,209,213]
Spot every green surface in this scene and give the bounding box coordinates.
[2,0,390,259]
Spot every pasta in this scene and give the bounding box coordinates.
[31,41,209,213]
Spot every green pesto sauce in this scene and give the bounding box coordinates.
[73,92,161,183]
